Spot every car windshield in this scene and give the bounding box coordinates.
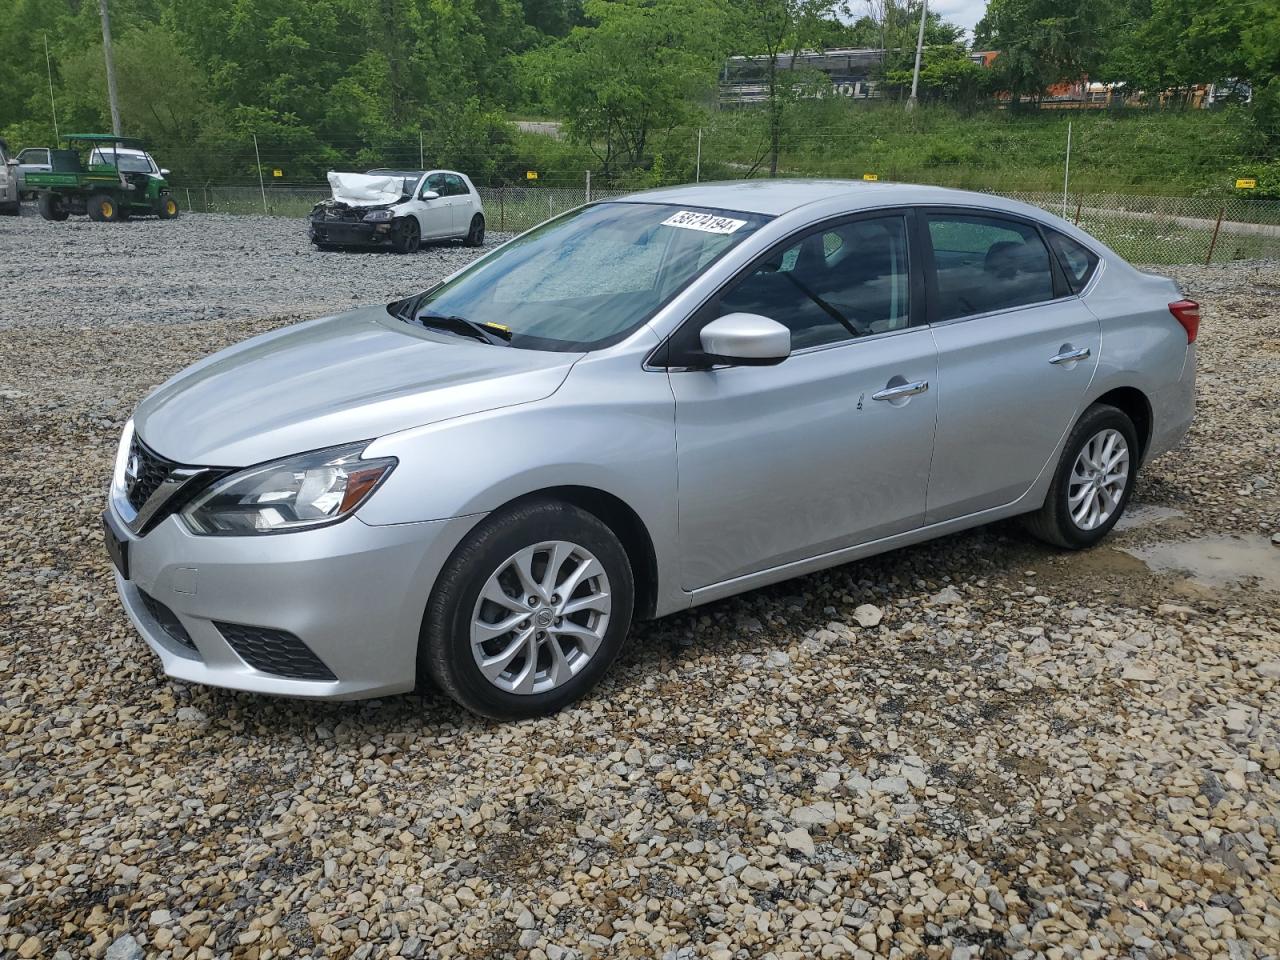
[398,201,770,351]
[92,151,153,173]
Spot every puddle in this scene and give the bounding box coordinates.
[1124,535,1280,592]
[1114,504,1185,532]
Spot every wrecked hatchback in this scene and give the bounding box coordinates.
[309,169,486,253]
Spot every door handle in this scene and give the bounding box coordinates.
[872,379,929,401]
[1049,346,1091,365]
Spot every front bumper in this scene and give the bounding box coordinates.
[309,217,395,247]
[108,503,481,699]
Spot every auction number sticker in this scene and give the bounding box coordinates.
[661,210,747,234]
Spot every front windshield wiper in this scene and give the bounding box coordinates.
[415,312,513,345]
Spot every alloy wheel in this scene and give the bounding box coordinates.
[470,540,611,695]
[1067,428,1130,531]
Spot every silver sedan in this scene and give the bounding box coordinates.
[104,181,1198,718]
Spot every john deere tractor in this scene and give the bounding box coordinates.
[26,134,179,222]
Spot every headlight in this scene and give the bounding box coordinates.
[363,209,393,222]
[111,418,136,502]
[181,442,396,536]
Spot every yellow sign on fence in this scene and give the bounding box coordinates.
[1235,177,1257,189]
[526,170,538,180]
[272,169,283,178]
[862,173,879,181]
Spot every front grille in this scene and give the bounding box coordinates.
[138,589,199,655]
[215,622,337,682]
[125,436,177,512]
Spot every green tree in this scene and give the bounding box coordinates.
[526,0,730,179]
[975,0,1107,104]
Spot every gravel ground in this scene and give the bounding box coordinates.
[1,215,1278,960]
[0,211,511,329]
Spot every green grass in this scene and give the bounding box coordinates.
[697,101,1267,198]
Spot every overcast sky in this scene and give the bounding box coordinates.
[918,0,989,36]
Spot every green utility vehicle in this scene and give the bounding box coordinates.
[26,134,179,222]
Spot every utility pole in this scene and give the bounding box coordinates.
[97,0,122,135]
[906,0,928,111]
[695,128,702,183]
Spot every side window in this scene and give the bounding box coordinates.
[715,215,911,351]
[444,173,468,197]
[1047,231,1099,293]
[926,214,1055,321]
[423,173,446,196]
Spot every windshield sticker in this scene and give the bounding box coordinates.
[661,210,748,235]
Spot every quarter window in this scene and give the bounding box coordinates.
[715,215,911,351]
[1047,231,1099,293]
[926,214,1055,321]
[444,173,468,196]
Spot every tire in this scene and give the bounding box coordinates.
[463,213,485,247]
[312,242,340,252]
[420,499,635,720]
[392,216,420,254]
[1021,403,1139,549]
[87,193,121,222]
[157,195,179,219]
[37,193,68,221]
[0,201,19,217]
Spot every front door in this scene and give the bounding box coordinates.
[414,173,453,238]
[668,212,938,590]
[922,210,1101,523]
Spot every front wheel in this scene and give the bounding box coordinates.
[463,213,485,247]
[392,216,420,254]
[37,193,68,221]
[158,195,179,219]
[420,499,635,720]
[87,192,121,222]
[1021,403,1138,549]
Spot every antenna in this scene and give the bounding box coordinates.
[43,32,59,139]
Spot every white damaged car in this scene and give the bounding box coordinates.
[309,169,485,253]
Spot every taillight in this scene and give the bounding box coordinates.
[1169,299,1200,343]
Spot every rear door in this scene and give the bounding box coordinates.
[922,209,1100,523]
[442,173,470,234]
[668,211,938,589]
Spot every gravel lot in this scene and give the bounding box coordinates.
[1,214,1278,960]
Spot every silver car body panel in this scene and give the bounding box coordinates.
[134,307,581,465]
[110,180,1196,699]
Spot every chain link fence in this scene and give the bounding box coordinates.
[174,180,1280,266]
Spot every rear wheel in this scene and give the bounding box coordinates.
[0,201,19,216]
[158,195,179,219]
[87,193,121,222]
[392,216,420,254]
[1021,403,1138,549]
[37,193,68,221]
[463,213,485,247]
[420,499,635,719]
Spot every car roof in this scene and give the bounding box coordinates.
[367,169,425,178]
[614,179,1044,219]
[64,133,147,147]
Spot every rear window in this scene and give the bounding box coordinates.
[1047,231,1100,293]
[926,214,1055,321]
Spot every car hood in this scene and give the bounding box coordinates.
[134,306,581,466]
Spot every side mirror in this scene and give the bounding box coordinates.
[160,168,170,176]
[420,190,440,201]
[698,313,791,367]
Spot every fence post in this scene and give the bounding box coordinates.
[1205,206,1225,265]
[549,194,553,220]
[1061,120,1072,219]
[585,169,591,203]
[499,188,505,231]
[252,133,268,215]
[1073,199,1082,225]
[185,188,191,212]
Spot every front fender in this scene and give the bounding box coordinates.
[358,346,682,608]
